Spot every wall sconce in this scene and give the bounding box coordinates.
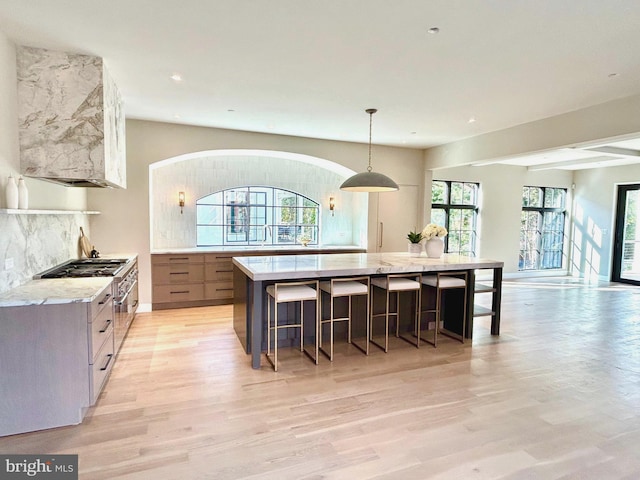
[329,196,335,216]
[178,191,185,214]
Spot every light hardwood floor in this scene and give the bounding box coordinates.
[2,277,640,479]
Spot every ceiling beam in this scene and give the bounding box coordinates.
[527,156,619,171]
[582,146,640,158]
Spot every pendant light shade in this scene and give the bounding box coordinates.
[340,108,399,192]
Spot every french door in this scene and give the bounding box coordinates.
[612,184,640,284]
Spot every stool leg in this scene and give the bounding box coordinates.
[299,300,304,352]
[267,295,272,362]
[384,289,390,352]
[347,295,352,344]
[330,295,335,360]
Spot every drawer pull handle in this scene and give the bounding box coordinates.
[170,272,189,275]
[170,290,190,294]
[169,257,189,260]
[100,354,114,371]
[99,319,112,333]
[98,293,111,305]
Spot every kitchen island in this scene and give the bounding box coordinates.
[233,252,504,369]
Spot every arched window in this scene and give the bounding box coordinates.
[196,186,319,246]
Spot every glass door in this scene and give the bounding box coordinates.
[612,184,640,284]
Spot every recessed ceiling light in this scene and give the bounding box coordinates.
[170,74,182,82]
[608,73,619,78]
[173,114,181,119]
[227,109,235,112]
[427,27,440,34]
[468,117,476,123]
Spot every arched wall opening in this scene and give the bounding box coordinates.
[148,149,368,250]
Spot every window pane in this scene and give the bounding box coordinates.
[460,210,475,230]
[196,204,223,225]
[431,208,446,227]
[449,209,462,230]
[463,183,477,205]
[301,207,317,225]
[450,182,463,204]
[197,225,224,246]
[529,187,542,207]
[448,231,460,253]
[432,181,447,203]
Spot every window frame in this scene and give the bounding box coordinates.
[519,186,567,271]
[431,180,479,256]
[196,186,319,247]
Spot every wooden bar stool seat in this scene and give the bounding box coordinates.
[370,274,421,352]
[319,276,370,360]
[265,280,319,371]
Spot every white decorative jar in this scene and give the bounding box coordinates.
[17,176,28,210]
[425,237,445,258]
[5,175,18,209]
[408,243,423,257]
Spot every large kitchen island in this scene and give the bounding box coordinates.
[233,252,504,369]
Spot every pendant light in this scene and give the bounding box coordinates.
[340,108,399,192]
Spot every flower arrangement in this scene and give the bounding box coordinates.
[297,234,311,246]
[406,231,424,244]
[421,223,447,241]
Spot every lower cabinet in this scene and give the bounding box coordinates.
[152,249,365,310]
[0,283,115,436]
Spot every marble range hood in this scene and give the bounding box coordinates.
[16,46,126,188]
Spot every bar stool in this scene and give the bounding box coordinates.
[369,274,421,352]
[319,276,370,360]
[421,272,468,345]
[265,280,319,372]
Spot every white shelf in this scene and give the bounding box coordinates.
[0,209,100,215]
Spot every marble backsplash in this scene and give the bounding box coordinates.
[0,213,89,294]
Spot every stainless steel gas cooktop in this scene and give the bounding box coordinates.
[38,258,129,278]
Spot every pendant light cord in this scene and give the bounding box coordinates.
[366,108,376,172]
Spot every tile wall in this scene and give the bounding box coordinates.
[150,152,367,250]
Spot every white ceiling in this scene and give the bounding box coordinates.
[1,0,640,168]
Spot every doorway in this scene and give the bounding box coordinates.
[612,184,640,284]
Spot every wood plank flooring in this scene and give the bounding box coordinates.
[1,277,640,479]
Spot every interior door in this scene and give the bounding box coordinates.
[374,185,419,252]
[612,184,640,285]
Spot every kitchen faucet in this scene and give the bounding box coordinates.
[262,224,272,246]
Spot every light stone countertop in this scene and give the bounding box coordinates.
[233,252,504,281]
[0,277,113,308]
[151,245,365,254]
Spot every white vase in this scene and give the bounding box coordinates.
[408,243,422,257]
[17,176,28,210]
[5,175,18,209]
[425,237,445,258]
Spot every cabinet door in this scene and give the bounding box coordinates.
[373,185,420,252]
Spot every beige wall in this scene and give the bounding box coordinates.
[429,164,574,273]
[88,120,424,307]
[572,164,640,280]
